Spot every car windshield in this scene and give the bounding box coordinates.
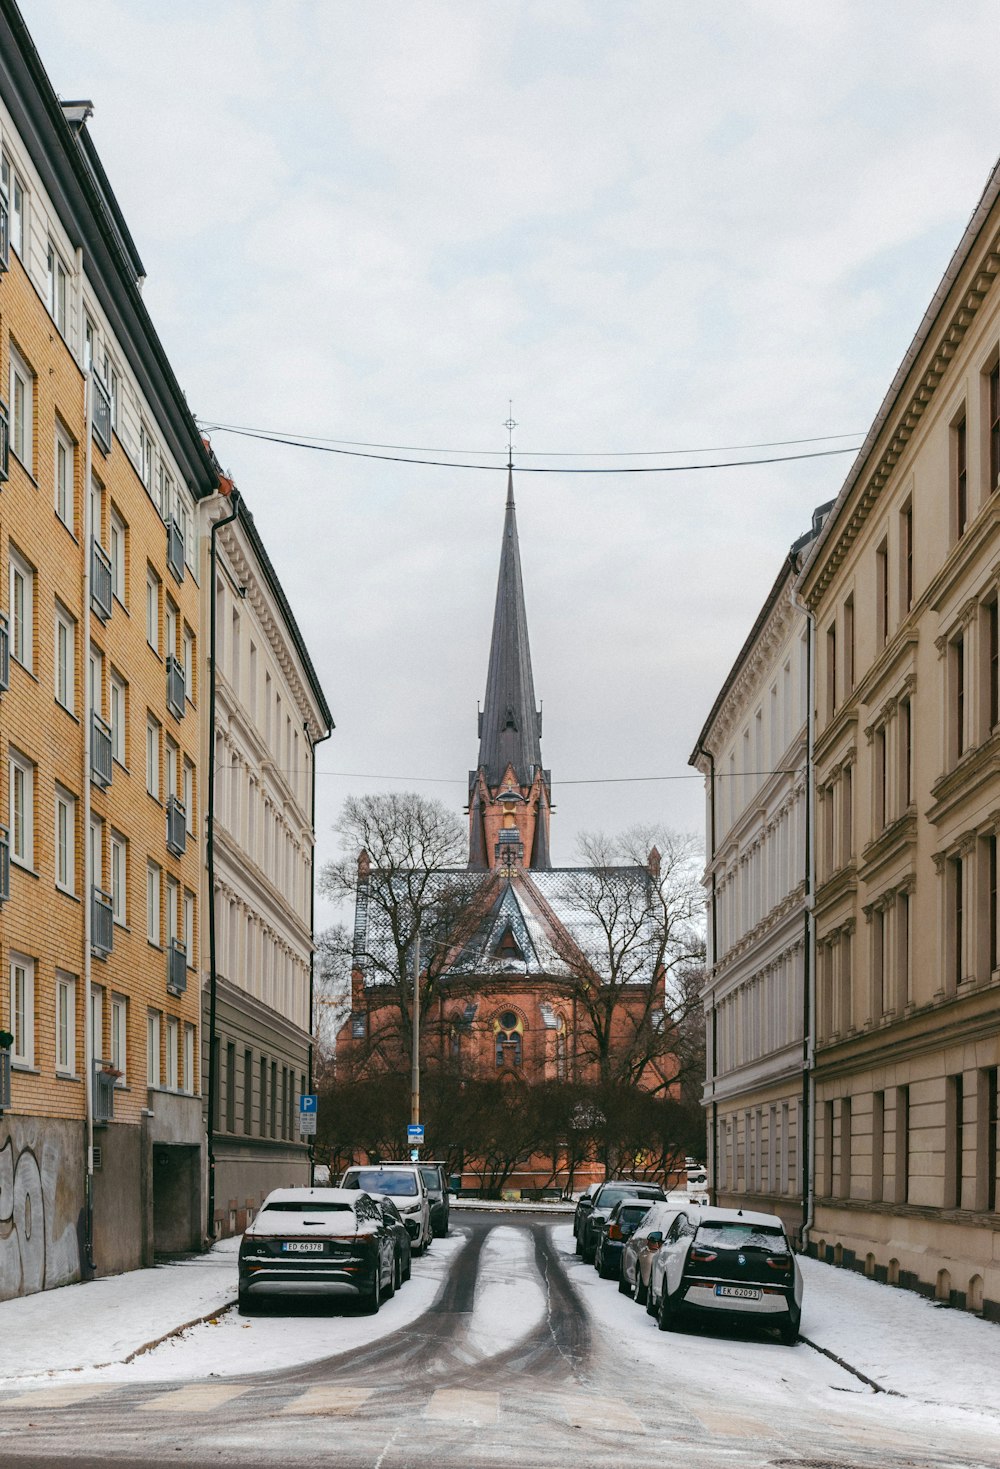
[348,1170,418,1197]
[696,1222,789,1252]
[261,1201,351,1213]
[620,1204,652,1223]
[418,1167,441,1189]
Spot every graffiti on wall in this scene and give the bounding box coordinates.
[0,1129,80,1299]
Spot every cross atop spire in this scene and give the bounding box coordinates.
[504,401,517,472]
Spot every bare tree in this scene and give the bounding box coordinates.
[553,827,705,1096]
[320,792,482,1074]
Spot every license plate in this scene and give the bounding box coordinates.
[282,1241,324,1253]
[715,1284,761,1300]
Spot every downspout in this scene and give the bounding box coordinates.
[306,720,333,1184]
[205,487,240,1242]
[791,580,817,1250]
[82,362,95,1275]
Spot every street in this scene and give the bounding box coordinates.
[0,1211,997,1469]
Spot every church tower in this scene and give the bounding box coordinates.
[468,470,553,870]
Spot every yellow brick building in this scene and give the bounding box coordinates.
[0,7,219,1295]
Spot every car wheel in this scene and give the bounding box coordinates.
[403,1254,412,1282]
[778,1308,800,1346]
[645,1280,658,1316]
[384,1259,396,1300]
[573,1229,582,1255]
[598,1250,616,1281]
[237,1290,257,1317]
[363,1272,381,1315]
[582,1236,596,1265]
[618,1269,632,1296]
[657,1283,681,1333]
[634,1272,648,1307]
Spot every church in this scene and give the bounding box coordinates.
[335,472,673,1193]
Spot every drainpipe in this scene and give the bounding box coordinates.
[791,583,817,1250]
[306,720,333,1184]
[205,487,240,1242]
[82,364,95,1276]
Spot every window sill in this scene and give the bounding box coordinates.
[11,659,39,684]
[11,860,40,880]
[11,1062,40,1074]
[54,1069,80,1082]
[10,454,38,487]
[55,885,80,904]
[55,700,80,724]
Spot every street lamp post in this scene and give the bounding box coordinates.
[410,929,421,1128]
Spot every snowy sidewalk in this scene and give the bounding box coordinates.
[0,1238,239,1382]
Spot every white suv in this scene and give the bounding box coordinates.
[340,1164,432,1254]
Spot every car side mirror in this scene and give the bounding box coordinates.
[646,1231,663,1245]
[579,1198,594,1211]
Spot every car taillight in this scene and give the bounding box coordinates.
[607,1223,621,1241]
[689,1246,717,1263]
[766,1256,792,1273]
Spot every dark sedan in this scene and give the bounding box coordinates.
[370,1193,412,1287]
[593,1197,654,1279]
[238,1187,396,1314]
[577,1181,667,1264]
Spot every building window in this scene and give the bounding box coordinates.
[494,1010,523,1067]
[898,699,912,810]
[164,737,179,801]
[9,547,34,671]
[872,1090,885,1202]
[874,726,887,833]
[955,412,968,537]
[875,538,888,650]
[990,364,1000,495]
[949,855,964,990]
[183,1024,196,1094]
[140,423,154,494]
[183,758,195,835]
[243,1049,253,1133]
[8,344,33,473]
[900,499,913,613]
[895,1085,910,1205]
[89,983,104,1064]
[843,594,854,693]
[826,622,836,719]
[46,241,69,336]
[10,954,35,1066]
[146,861,161,946]
[55,603,76,713]
[184,889,195,967]
[183,627,195,704]
[110,672,127,766]
[111,830,127,924]
[2,152,26,256]
[111,994,127,1081]
[55,971,76,1074]
[166,876,179,948]
[166,1017,180,1090]
[145,568,160,652]
[147,1010,161,1087]
[110,511,127,605]
[55,425,75,529]
[55,786,76,894]
[9,748,34,868]
[945,1073,965,1210]
[952,631,966,762]
[146,716,160,799]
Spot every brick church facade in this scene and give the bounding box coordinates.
[335,473,671,1192]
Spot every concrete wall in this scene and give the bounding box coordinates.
[0,1117,83,1301]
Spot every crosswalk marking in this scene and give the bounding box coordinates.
[690,1406,775,1439]
[138,1384,248,1414]
[0,1385,119,1410]
[279,1387,374,1415]
[425,1389,499,1425]
[561,1396,645,1435]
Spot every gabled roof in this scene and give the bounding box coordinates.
[476,470,543,787]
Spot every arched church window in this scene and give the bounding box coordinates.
[494,1010,523,1067]
[555,1017,567,1081]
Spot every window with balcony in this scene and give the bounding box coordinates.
[91,372,112,456]
[8,344,33,474]
[166,517,184,582]
[166,655,185,719]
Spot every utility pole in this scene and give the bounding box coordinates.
[410,930,421,1127]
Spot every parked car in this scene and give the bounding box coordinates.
[385,1160,449,1237]
[237,1187,396,1314]
[370,1194,412,1286]
[340,1164,433,1253]
[577,1181,667,1264]
[571,1183,602,1248]
[618,1201,683,1302]
[593,1198,655,1279]
[647,1205,802,1344]
[685,1165,710,1205]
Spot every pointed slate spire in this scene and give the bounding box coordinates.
[477,469,543,787]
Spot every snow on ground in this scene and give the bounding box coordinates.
[466,1225,547,1358]
[0,1237,241,1382]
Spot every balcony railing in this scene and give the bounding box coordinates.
[167,938,187,995]
[91,538,113,622]
[91,711,113,789]
[166,517,185,583]
[0,825,9,903]
[0,609,8,693]
[166,655,185,719]
[94,1059,116,1123]
[0,189,8,272]
[92,372,112,456]
[166,794,186,856]
[0,399,8,482]
[0,1047,10,1112]
[92,886,113,958]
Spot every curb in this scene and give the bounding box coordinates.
[121,1299,239,1364]
[799,1334,903,1396]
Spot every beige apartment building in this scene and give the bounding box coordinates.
[799,157,1000,1318]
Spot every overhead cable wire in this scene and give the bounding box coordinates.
[199,423,861,474]
[311,768,802,785]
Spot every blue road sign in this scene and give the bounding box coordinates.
[407,1123,424,1142]
[299,1094,318,1113]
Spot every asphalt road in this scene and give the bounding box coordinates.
[0,1212,995,1469]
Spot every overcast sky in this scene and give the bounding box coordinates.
[22,1,1000,924]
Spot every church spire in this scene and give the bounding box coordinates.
[469,465,552,871]
[477,468,543,788]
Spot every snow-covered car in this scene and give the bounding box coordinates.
[577,1181,667,1264]
[237,1187,396,1314]
[340,1164,433,1253]
[593,1198,655,1280]
[618,1201,683,1302]
[647,1205,802,1344]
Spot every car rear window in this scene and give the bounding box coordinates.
[621,1204,652,1223]
[262,1201,351,1213]
[598,1185,664,1208]
[347,1169,418,1197]
[696,1222,789,1252]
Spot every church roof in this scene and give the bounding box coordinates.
[476,470,543,788]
